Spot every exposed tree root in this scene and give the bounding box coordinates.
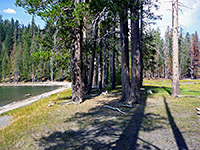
[119,103,135,108]
[103,105,126,115]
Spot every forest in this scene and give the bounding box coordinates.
[1,1,200,149]
[0,0,199,103]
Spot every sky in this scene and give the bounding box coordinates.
[153,0,200,37]
[0,0,45,28]
[0,0,200,37]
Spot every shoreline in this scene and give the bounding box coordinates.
[0,81,70,87]
[0,82,71,115]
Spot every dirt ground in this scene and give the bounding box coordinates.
[1,89,200,150]
[0,116,12,129]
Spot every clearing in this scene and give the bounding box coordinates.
[0,80,200,150]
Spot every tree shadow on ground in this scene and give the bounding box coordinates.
[144,86,172,96]
[37,92,167,150]
[57,93,101,102]
[163,96,188,150]
[162,87,171,95]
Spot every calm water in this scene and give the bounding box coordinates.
[0,86,60,107]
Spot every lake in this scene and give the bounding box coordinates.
[0,86,60,107]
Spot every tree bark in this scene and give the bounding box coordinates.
[98,51,103,91]
[71,0,83,103]
[102,35,107,88]
[171,0,181,96]
[120,7,130,102]
[71,26,83,103]
[105,55,109,85]
[87,21,98,94]
[112,27,116,90]
[140,0,144,87]
[129,1,141,104]
[87,47,95,93]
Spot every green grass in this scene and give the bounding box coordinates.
[0,89,73,149]
[143,79,200,96]
[1,80,200,149]
[143,79,200,85]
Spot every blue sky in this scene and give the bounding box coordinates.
[153,0,200,37]
[0,0,45,28]
[0,0,199,37]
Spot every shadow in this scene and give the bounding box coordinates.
[137,137,161,150]
[57,96,72,101]
[163,97,188,150]
[113,94,165,150]
[57,93,101,102]
[38,97,124,149]
[144,86,172,96]
[37,91,166,150]
[163,87,171,95]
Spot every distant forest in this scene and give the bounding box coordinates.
[0,16,71,83]
[0,15,199,83]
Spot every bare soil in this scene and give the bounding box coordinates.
[0,116,12,129]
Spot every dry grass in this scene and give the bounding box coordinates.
[1,81,200,149]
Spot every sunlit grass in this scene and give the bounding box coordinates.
[0,89,73,149]
[143,79,200,96]
[143,79,200,85]
[1,80,200,149]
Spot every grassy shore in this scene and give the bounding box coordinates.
[1,80,200,149]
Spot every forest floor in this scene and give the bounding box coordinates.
[1,80,200,150]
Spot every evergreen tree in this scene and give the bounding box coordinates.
[191,31,200,78]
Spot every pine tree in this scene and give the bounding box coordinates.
[191,31,200,78]
[21,27,30,81]
[120,2,130,103]
[185,32,191,78]
[129,0,141,104]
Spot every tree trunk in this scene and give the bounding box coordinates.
[116,47,119,76]
[71,26,83,103]
[87,47,95,93]
[83,54,88,91]
[94,54,98,87]
[71,0,83,103]
[87,21,98,94]
[98,51,103,91]
[129,1,141,104]
[171,0,181,96]
[50,55,54,81]
[102,36,106,88]
[105,55,109,85]
[140,0,144,87]
[120,7,130,102]
[50,29,58,82]
[112,28,116,90]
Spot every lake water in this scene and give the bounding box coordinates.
[0,86,60,107]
